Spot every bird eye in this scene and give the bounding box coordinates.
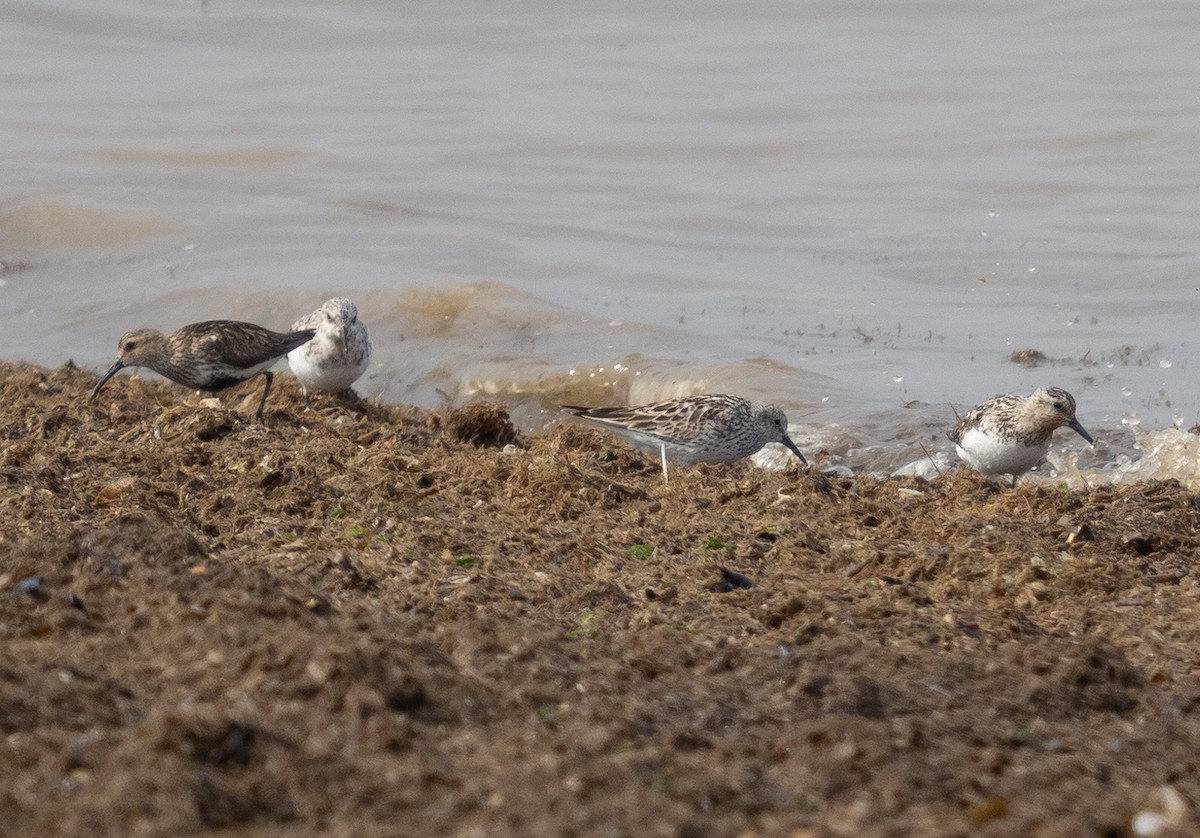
[125,340,137,351]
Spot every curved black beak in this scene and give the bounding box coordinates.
[780,433,809,466]
[1068,418,1094,445]
[90,360,125,402]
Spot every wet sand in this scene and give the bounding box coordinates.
[2,361,1199,836]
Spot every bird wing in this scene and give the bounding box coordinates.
[181,321,315,367]
[949,403,985,445]
[949,395,1012,445]
[563,396,733,444]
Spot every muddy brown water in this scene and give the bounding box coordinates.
[1,362,1199,836]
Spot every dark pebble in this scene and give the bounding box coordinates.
[14,576,48,601]
[711,566,754,593]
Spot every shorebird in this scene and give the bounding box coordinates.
[91,320,316,422]
[562,394,807,481]
[286,298,372,404]
[951,386,1093,485]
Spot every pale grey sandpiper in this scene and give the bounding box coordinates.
[91,320,316,423]
[286,298,373,405]
[951,386,1093,485]
[562,394,807,480]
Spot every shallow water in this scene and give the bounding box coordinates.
[3,0,1199,479]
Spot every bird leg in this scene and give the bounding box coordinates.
[255,371,274,423]
[660,442,669,486]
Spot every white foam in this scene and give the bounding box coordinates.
[1108,427,1200,490]
[892,451,955,480]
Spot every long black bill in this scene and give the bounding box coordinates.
[1068,418,1094,445]
[90,360,125,401]
[781,433,809,466]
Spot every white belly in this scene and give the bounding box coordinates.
[955,428,1049,479]
[287,333,371,394]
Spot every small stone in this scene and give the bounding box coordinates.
[711,566,754,593]
[14,577,47,601]
[1131,785,1188,836]
[94,477,138,506]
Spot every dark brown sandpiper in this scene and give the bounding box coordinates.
[91,320,316,422]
